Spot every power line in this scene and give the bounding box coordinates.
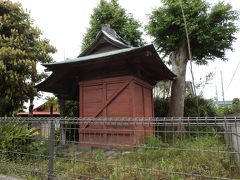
[226,59,240,90]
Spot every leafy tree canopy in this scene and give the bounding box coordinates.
[0,0,56,116]
[81,0,143,51]
[147,0,238,118]
[232,98,240,105]
[147,0,238,64]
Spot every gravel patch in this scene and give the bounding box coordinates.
[0,175,23,180]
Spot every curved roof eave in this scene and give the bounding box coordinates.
[41,44,176,79]
[150,46,176,80]
[42,46,140,69]
[79,30,131,57]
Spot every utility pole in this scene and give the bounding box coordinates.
[220,71,225,105]
[215,85,219,104]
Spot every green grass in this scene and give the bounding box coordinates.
[0,135,240,180]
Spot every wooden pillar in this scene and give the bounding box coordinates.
[50,103,53,116]
[28,102,34,117]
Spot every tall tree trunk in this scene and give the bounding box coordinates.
[168,44,188,117]
[29,61,36,117]
[167,43,188,137]
[28,97,34,117]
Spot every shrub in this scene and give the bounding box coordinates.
[216,98,240,116]
[184,95,216,117]
[154,97,169,117]
[0,122,39,153]
[154,96,217,117]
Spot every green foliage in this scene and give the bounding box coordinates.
[43,96,79,117]
[1,135,239,179]
[64,100,79,117]
[0,122,39,153]
[146,0,238,64]
[216,105,231,116]
[44,96,79,141]
[232,98,240,113]
[81,0,143,51]
[119,136,238,179]
[232,98,240,105]
[184,95,216,117]
[42,96,59,111]
[154,96,169,117]
[147,0,238,117]
[0,0,56,116]
[144,136,162,147]
[216,98,240,116]
[154,96,216,117]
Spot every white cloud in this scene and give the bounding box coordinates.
[12,0,240,103]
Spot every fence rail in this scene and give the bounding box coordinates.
[0,117,239,179]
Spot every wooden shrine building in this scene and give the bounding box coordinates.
[36,25,176,147]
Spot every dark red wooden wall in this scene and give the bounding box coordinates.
[79,75,154,118]
[79,75,154,147]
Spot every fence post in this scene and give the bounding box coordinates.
[59,98,66,147]
[48,106,55,180]
[234,117,240,162]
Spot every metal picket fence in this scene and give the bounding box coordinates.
[0,117,239,179]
